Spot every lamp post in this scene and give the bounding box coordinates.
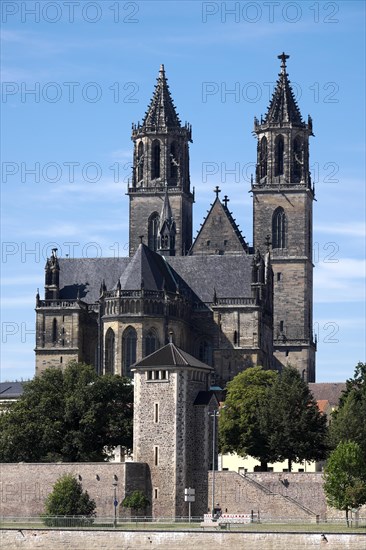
[112,481,118,528]
[209,409,220,520]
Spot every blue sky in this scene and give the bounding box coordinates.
[1,0,365,382]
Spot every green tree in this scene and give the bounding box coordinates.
[323,441,366,526]
[122,490,150,514]
[0,362,133,462]
[219,366,278,470]
[330,362,366,461]
[43,474,96,527]
[266,366,328,471]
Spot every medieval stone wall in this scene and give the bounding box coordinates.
[209,471,366,520]
[0,462,149,518]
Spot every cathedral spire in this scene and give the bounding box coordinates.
[129,65,193,257]
[141,64,182,131]
[264,52,303,126]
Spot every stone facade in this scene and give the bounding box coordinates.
[34,54,314,384]
[132,343,218,518]
[2,531,366,550]
[29,54,320,522]
[252,53,316,381]
[0,462,150,518]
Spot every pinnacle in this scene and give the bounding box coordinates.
[264,53,304,125]
[142,65,182,130]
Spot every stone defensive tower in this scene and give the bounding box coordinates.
[132,340,218,518]
[128,65,193,257]
[252,53,316,381]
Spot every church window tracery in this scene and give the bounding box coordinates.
[137,141,144,182]
[145,329,159,357]
[293,135,303,182]
[52,318,57,344]
[274,135,284,176]
[148,212,160,251]
[272,207,287,248]
[151,139,161,179]
[170,141,178,182]
[122,326,137,377]
[105,328,115,374]
[259,136,268,179]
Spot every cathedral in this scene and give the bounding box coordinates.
[35,53,316,386]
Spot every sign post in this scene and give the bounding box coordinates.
[184,487,195,523]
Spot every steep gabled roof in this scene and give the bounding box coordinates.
[116,243,178,292]
[190,197,248,255]
[142,65,182,130]
[132,341,213,370]
[264,53,303,126]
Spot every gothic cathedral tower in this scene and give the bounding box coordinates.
[128,65,193,257]
[252,53,316,382]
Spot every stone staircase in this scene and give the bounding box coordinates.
[209,471,318,520]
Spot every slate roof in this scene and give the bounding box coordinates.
[0,381,25,398]
[116,244,178,293]
[167,254,253,303]
[57,248,253,306]
[142,65,182,130]
[58,258,130,303]
[132,342,213,370]
[193,391,219,406]
[264,54,304,126]
[309,383,346,407]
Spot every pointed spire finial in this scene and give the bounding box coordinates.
[159,64,165,75]
[214,186,221,198]
[278,52,289,72]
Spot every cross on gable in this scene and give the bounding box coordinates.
[214,186,221,198]
[223,195,230,208]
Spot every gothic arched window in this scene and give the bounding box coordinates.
[145,329,159,357]
[259,136,267,179]
[293,135,303,182]
[137,141,144,182]
[105,328,115,374]
[198,339,213,366]
[170,142,177,182]
[52,318,57,344]
[274,135,284,176]
[151,139,161,179]
[122,326,137,378]
[148,212,160,251]
[272,207,287,249]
